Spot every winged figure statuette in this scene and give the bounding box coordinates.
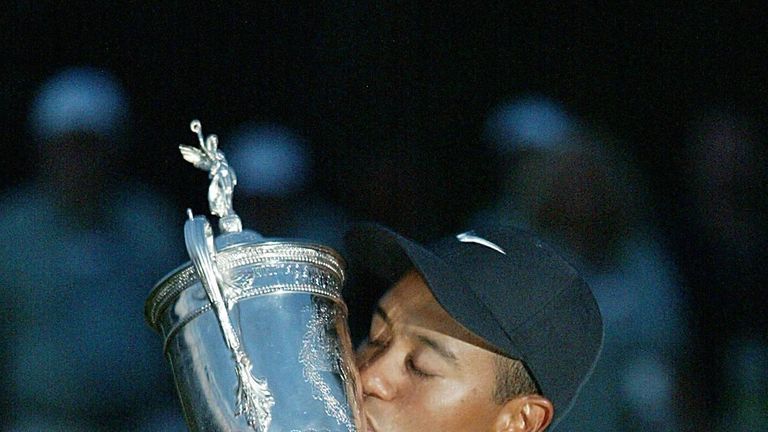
[180,120,242,232]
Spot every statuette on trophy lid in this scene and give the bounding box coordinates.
[146,120,365,432]
[179,119,242,233]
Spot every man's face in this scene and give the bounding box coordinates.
[356,271,504,432]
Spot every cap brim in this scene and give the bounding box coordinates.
[344,223,513,357]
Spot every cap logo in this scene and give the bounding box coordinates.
[456,231,507,255]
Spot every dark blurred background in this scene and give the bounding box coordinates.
[1,3,766,431]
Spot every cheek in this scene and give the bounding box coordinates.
[401,380,498,431]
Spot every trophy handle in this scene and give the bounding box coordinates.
[184,213,275,431]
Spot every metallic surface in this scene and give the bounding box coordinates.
[146,238,364,431]
[145,120,365,431]
[183,215,275,431]
[179,120,242,233]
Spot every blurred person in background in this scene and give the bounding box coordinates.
[474,96,688,431]
[673,109,768,431]
[0,66,186,431]
[228,121,352,250]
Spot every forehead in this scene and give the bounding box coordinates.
[378,271,493,350]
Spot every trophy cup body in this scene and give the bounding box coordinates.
[145,121,364,432]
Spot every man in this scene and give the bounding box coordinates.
[345,223,603,431]
[0,66,183,430]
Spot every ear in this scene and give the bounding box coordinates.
[492,395,554,432]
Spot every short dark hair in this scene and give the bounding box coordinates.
[493,356,540,404]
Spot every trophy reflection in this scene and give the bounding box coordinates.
[145,121,365,431]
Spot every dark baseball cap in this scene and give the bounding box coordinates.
[344,223,603,425]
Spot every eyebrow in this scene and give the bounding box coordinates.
[416,334,459,365]
[375,305,460,366]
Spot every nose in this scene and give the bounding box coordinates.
[357,343,398,401]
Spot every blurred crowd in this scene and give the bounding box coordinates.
[0,66,765,431]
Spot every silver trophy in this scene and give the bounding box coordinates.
[145,121,365,432]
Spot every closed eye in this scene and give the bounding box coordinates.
[406,355,435,379]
